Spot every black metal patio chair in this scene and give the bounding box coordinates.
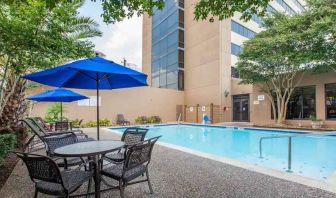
[31,117,89,140]
[100,136,161,198]
[103,128,148,163]
[116,114,130,125]
[21,118,89,168]
[14,152,94,198]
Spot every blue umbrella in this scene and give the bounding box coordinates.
[22,56,148,139]
[27,88,89,121]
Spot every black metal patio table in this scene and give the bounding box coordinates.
[54,140,125,198]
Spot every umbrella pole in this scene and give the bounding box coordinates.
[96,76,100,140]
[60,102,63,121]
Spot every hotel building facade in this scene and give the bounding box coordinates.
[142,0,336,127]
[29,0,336,128]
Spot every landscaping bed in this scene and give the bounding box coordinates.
[0,150,22,189]
[0,127,27,189]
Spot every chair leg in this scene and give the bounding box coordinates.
[119,180,124,198]
[146,169,153,194]
[86,178,92,198]
[34,189,38,198]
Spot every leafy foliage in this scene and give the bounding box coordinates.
[236,0,336,124]
[44,103,67,123]
[135,116,161,124]
[82,118,112,127]
[0,133,16,166]
[1,0,281,23]
[0,0,101,126]
[194,0,270,22]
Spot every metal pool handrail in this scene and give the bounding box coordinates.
[259,132,336,172]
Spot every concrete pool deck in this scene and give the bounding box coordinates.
[1,128,336,198]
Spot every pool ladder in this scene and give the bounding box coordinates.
[259,132,336,173]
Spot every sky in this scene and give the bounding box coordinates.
[78,1,143,69]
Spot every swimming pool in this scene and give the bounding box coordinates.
[109,124,336,180]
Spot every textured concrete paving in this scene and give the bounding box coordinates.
[1,128,336,198]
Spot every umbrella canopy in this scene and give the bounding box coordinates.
[22,56,148,140]
[27,88,89,120]
[27,88,88,102]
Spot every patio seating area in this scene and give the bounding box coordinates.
[1,128,334,198]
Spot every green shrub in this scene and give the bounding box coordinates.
[0,133,16,166]
[135,116,162,124]
[71,118,83,128]
[45,103,67,123]
[82,118,112,127]
[135,116,148,124]
[147,116,161,124]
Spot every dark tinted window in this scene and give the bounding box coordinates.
[231,21,256,38]
[151,0,184,90]
[325,83,336,119]
[231,67,240,78]
[272,86,316,119]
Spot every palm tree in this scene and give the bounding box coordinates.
[0,0,102,129]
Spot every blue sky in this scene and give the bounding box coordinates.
[78,1,142,68]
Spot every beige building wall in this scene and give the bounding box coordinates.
[220,20,234,122]
[142,13,152,85]
[183,0,221,107]
[28,86,184,124]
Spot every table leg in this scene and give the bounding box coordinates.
[94,155,101,198]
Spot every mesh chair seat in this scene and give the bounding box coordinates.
[104,149,125,162]
[36,170,93,196]
[101,163,146,182]
[55,157,85,168]
[103,128,148,164]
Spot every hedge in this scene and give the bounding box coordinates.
[0,133,16,166]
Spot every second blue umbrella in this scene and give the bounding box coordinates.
[27,88,89,121]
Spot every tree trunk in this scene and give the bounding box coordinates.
[0,76,27,129]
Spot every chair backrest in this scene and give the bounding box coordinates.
[124,136,161,171]
[55,121,70,131]
[34,117,51,131]
[43,133,77,156]
[20,118,46,139]
[121,128,148,146]
[14,152,63,185]
[117,114,125,122]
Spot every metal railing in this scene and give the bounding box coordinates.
[259,132,336,172]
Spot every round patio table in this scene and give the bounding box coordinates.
[54,140,125,198]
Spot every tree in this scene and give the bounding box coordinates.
[2,0,276,23]
[194,0,270,22]
[0,0,102,128]
[236,0,336,124]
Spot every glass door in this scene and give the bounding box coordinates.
[232,94,250,122]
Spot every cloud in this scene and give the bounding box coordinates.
[79,1,143,69]
[99,17,143,68]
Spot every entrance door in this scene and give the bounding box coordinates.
[232,94,250,122]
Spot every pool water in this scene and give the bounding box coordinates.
[110,124,336,180]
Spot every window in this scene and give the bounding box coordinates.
[267,5,276,13]
[231,43,242,56]
[178,70,184,90]
[292,0,305,11]
[325,83,336,119]
[231,21,256,38]
[276,0,296,15]
[251,14,263,26]
[151,0,184,90]
[272,86,316,119]
[231,67,240,78]
[152,76,159,88]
